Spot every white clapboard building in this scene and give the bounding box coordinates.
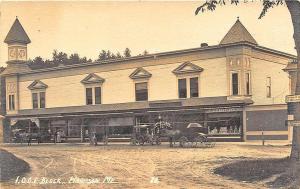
[0,17,297,142]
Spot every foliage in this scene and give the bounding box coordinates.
[27,48,149,69]
[195,0,284,19]
[28,50,92,69]
[124,48,131,57]
[0,67,5,73]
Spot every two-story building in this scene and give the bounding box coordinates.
[1,17,296,142]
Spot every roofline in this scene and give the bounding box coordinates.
[2,42,296,76]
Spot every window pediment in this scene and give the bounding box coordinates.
[129,67,152,79]
[28,80,48,90]
[172,62,203,75]
[81,73,105,84]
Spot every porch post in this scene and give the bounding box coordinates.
[0,115,4,143]
[242,109,247,142]
[80,118,84,142]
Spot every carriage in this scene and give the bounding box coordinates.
[169,123,215,148]
[11,129,47,144]
[130,124,161,145]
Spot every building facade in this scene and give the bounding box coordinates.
[1,18,296,142]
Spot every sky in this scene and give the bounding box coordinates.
[0,1,296,67]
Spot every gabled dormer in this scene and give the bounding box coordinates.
[172,61,203,75]
[129,67,152,80]
[27,80,48,90]
[81,73,105,84]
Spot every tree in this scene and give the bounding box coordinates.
[69,53,80,64]
[143,50,149,56]
[116,52,123,59]
[52,50,68,65]
[0,67,5,73]
[98,50,108,61]
[124,48,131,57]
[196,0,300,160]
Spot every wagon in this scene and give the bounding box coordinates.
[169,123,216,148]
[131,124,161,145]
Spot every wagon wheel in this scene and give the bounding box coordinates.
[130,137,138,145]
[179,136,188,147]
[195,135,205,143]
[138,136,145,145]
[194,135,205,147]
[103,136,108,145]
[155,136,161,145]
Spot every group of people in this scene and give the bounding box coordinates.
[53,130,65,143]
[209,125,240,134]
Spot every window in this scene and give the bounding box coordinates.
[40,92,45,108]
[266,77,271,98]
[32,92,46,109]
[95,87,101,104]
[86,88,93,105]
[245,72,251,95]
[190,77,199,97]
[135,82,148,101]
[32,93,38,109]
[86,87,101,105]
[178,79,187,98]
[8,94,15,111]
[231,73,239,95]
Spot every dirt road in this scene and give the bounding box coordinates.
[0,143,290,189]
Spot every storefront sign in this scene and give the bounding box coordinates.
[205,107,242,113]
[286,95,300,103]
[286,120,300,127]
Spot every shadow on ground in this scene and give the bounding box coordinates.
[214,157,299,186]
[0,149,30,181]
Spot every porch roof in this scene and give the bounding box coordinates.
[8,96,253,118]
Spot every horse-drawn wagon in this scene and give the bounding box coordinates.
[168,123,216,148]
[130,124,161,145]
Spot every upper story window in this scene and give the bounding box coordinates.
[173,62,203,99]
[8,94,15,111]
[231,72,239,96]
[135,82,148,101]
[32,92,45,109]
[245,72,251,95]
[81,73,105,105]
[85,87,101,105]
[129,67,152,102]
[178,78,187,98]
[28,80,48,109]
[190,77,199,97]
[266,77,272,98]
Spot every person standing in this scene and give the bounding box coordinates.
[27,134,32,146]
[57,131,61,143]
[54,131,57,144]
[93,133,97,146]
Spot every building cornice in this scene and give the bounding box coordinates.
[2,42,296,77]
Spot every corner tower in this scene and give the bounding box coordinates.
[221,18,257,99]
[2,17,31,114]
[4,17,31,62]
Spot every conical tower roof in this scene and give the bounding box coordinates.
[4,17,31,44]
[220,18,257,45]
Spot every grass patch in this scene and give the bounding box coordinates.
[214,157,290,182]
[0,149,30,181]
